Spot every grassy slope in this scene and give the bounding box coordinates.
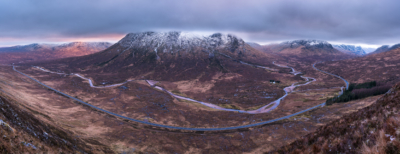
[271,82,400,153]
[0,94,112,153]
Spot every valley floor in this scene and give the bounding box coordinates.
[0,60,385,153]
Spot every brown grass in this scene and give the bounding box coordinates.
[317,48,400,85]
[271,82,400,153]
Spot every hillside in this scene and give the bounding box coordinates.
[317,47,400,85]
[0,94,111,153]
[3,32,392,153]
[0,42,111,64]
[272,82,400,153]
[247,42,263,49]
[369,44,400,55]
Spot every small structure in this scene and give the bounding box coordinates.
[270,80,280,84]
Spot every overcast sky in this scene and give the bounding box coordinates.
[1,0,400,48]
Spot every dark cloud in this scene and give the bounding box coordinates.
[1,0,400,46]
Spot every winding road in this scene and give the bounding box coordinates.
[312,62,349,90]
[31,63,314,114]
[11,60,348,131]
[33,66,135,88]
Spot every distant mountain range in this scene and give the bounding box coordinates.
[280,40,336,51]
[0,42,112,53]
[369,43,400,55]
[0,42,112,63]
[248,41,382,56]
[332,44,366,55]
[247,40,347,58]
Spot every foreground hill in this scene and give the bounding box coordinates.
[0,94,110,153]
[0,42,111,64]
[273,82,400,153]
[317,47,400,85]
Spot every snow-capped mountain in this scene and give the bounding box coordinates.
[362,47,377,54]
[38,31,278,82]
[281,40,333,48]
[263,39,341,55]
[117,31,246,55]
[333,45,366,55]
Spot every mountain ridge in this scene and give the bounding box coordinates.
[333,44,366,55]
[0,42,112,53]
[248,39,345,57]
[0,42,112,63]
[369,43,400,55]
[116,31,247,57]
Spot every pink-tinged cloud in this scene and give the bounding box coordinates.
[1,0,400,46]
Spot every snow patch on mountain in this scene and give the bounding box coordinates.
[362,47,377,53]
[118,31,246,54]
[276,40,335,52]
[281,40,332,48]
[333,44,366,55]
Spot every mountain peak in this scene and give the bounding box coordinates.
[276,39,335,52]
[282,40,331,46]
[118,31,245,53]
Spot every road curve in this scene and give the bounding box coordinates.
[312,62,349,90]
[13,65,327,131]
[33,66,135,88]
[32,65,314,114]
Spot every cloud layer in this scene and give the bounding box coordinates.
[1,0,400,46]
